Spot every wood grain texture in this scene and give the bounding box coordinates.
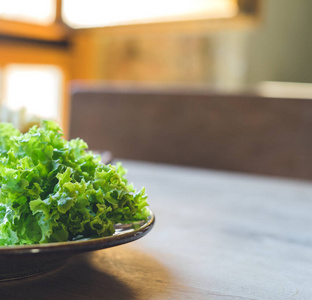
[1,160,311,299]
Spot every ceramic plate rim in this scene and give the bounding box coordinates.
[0,209,155,256]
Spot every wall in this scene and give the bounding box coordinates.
[69,17,253,87]
[70,0,312,87]
[246,0,312,84]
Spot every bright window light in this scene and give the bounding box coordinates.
[62,0,238,28]
[3,64,62,122]
[0,68,3,100]
[0,0,56,25]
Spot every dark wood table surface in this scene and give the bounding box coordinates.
[1,160,312,299]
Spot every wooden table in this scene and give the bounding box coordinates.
[1,160,312,299]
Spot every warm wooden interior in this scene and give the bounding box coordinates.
[0,0,260,135]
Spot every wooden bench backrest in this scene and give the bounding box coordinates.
[69,84,312,180]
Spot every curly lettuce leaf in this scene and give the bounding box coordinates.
[0,121,149,246]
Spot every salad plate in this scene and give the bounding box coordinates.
[0,210,155,282]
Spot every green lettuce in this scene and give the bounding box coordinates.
[0,121,149,246]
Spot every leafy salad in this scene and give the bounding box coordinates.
[0,121,149,246]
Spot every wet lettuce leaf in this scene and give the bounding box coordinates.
[0,121,149,245]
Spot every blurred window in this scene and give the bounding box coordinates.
[0,1,68,130]
[1,64,62,122]
[0,68,3,98]
[0,0,56,25]
[62,0,239,28]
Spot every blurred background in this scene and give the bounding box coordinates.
[1,0,311,132]
[1,0,312,179]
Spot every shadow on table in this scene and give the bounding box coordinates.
[0,246,172,300]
